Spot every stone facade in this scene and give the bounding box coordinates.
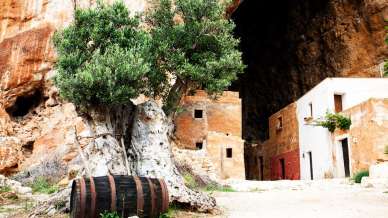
[261,103,300,180]
[174,90,245,180]
[334,98,388,175]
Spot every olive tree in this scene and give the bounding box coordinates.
[146,0,245,113]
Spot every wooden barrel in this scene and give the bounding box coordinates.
[70,175,169,218]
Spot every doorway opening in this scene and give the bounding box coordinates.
[341,138,350,177]
[280,158,286,180]
[259,156,264,181]
[307,151,313,180]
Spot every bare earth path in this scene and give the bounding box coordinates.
[214,179,388,218]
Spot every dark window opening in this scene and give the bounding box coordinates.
[226,148,233,158]
[280,158,286,180]
[196,142,203,150]
[334,94,343,113]
[309,103,313,117]
[194,109,203,118]
[6,90,43,117]
[276,117,283,130]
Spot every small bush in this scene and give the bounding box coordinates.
[315,112,352,132]
[353,170,369,183]
[100,211,120,218]
[29,177,59,194]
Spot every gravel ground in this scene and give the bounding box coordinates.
[214,179,388,218]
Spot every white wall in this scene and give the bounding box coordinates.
[296,78,388,180]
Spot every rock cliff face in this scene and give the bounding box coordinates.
[0,1,218,212]
[0,0,147,174]
[231,0,388,141]
[0,0,387,183]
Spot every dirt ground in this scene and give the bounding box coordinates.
[213,179,388,218]
[2,179,387,218]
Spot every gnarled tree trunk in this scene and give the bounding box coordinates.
[129,100,216,212]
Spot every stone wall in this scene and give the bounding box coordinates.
[174,90,242,149]
[207,132,245,180]
[334,98,388,174]
[174,90,245,179]
[264,103,300,180]
[270,149,300,180]
[245,102,300,180]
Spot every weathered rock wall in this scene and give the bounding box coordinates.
[0,0,147,174]
[232,0,388,141]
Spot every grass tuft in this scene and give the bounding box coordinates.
[183,173,199,190]
[159,205,178,218]
[29,177,59,194]
[204,182,236,193]
[100,211,120,218]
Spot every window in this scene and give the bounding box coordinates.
[334,94,343,113]
[194,109,203,118]
[276,116,283,130]
[309,103,313,117]
[195,142,203,150]
[226,148,233,158]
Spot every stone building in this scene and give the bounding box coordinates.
[174,90,245,180]
[262,103,300,180]
[297,78,388,180]
[249,78,388,181]
[333,98,388,178]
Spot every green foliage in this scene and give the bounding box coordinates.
[181,169,236,193]
[159,205,178,218]
[384,145,388,155]
[315,112,352,132]
[54,1,151,106]
[100,211,120,218]
[29,177,59,194]
[147,0,245,112]
[204,182,236,193]
[0,186,11,193]
[353,170,369,184]
[183,173,198,190]
[55,0,244,111]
